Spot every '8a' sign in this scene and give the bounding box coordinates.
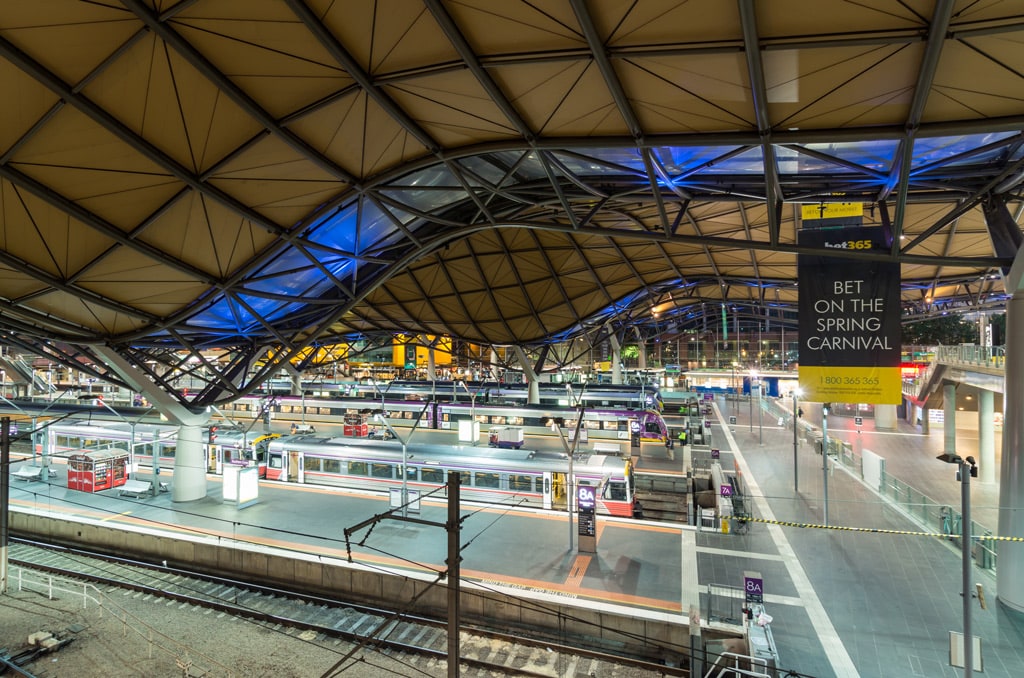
[744,571,764,604]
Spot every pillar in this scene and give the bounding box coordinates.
[920,406,930,434]
[427,347,437,381]
[171,425,207,502]
[608,334,623,385]
[874,404,897,430]
[998,288,1024,613]
[943,383,957,455]
[290,372,302,396]
[979,389,996,484]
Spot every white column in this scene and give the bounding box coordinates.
[979,389,995,484]
[943,383,957,454]
[998,289,1024,612]
[874,404,897,430]
[609,335,623,384]
[171,425,207,502]
[426,347,437,381]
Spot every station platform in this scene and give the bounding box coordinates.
[7,396,1024,677]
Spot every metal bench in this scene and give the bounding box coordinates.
[119,479,155,498]
[12,465,56,481]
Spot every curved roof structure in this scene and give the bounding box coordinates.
[0,1,1022,403]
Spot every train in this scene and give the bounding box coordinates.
[219,395,668,443]
[265,435,638,516]
[42,419,639,517]
[259,379,664,411]
[45,420,276,478]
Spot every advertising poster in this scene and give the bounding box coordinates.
[798,222,902,404]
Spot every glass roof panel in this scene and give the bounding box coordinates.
[803,140,898,172]
[912,132,1020,169]
[653,146,746,174]
[699,147,765,173]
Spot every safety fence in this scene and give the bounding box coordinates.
[747,395,997,571]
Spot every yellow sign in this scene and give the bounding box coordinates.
[801,203,864,220]
[799,365,902,404]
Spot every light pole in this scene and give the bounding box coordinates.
[937,452,978,677]
[377,414,409,517]
[458,381,478,444]
[792,389,801,492]
[822,404,830,526]
[549,409,585,552]
[748,370,756,433]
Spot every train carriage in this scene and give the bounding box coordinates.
[47,420,179,470]
[220,394,667,444]
[265,436,637,517]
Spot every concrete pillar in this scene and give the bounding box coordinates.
[171,425,206,502]
[920,406,930,434]
[943,383,957,454]
[489,349,500,381]
[979,389,996,484]
[999,288,1024,613]
[290,372,301,396]
[874,404,897,430]
[427,347,437,381]
[609,336,623,385]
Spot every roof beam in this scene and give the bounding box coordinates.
[738,0,782,247]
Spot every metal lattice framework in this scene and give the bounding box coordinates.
[0,1,1022,405]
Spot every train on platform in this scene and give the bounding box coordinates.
[44,420,277,478]
[219,395,668,444]
[260,379,664,411]
[265,436,638,516]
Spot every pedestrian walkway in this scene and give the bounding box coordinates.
[701,395,1024,678]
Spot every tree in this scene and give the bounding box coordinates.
[902,316,980,345]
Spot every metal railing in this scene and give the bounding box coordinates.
[824,437,997,571]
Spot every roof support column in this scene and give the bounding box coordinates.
[608,335,622,385]
[92,346,210,501]
[511,346,539,404]
[996,248,1024,612]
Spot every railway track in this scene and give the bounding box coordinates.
[7,538,686,677]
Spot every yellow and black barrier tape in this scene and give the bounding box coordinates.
[735,516,1024,542]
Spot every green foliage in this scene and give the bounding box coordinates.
[620,344,640,359]
[901,315,998,345]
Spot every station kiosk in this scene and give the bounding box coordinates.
[67,448,129,493]
[343,411,370,437]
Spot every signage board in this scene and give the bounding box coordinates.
[798,225,901,404]
[744,571,764,604]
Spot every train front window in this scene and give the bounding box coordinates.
[269,456,283,469]
[605,481,628,501]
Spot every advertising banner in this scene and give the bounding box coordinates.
[798,225,902,404]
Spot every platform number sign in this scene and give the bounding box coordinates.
[729,416,737,425]
[720,483,733,497]
[577,485,597,538]
[577,485,596,512]
[855,416,863,426]
[744,571,764,604]
[711,448,720,459]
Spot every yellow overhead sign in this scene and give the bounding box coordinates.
[801,203,864,220]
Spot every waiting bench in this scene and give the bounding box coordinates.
[118,479,169,498]
[12,465,56,481]
[592,442,622,455]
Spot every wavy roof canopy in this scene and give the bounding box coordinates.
[0,1,1021,403]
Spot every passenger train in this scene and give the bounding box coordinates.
[265,436,638,516]
[260,379,664,411]
[220,395,668,443]
[45,420,277,478]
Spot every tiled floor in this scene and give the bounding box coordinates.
[696,396,1024,678]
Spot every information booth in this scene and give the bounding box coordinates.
[67,448,130,493]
